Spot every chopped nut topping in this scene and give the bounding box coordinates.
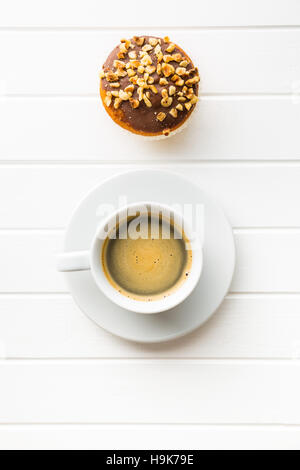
[149,38,159,47]
[161,96,173,107]
[130,60,140,69]
[189,95,198,105]
[176,67,187,76]
[162,63,175,77]
[120,39,131,49]
[142,44,153,52]
[175,78,184,86]
[157,63,162,75]
[159,77,168,86]
[169,108,178,118]
[145,65,156,74]
[154,44,162,55]
[150,85,158,94]
[125,85,134,93]
[119,43,128,55]
[130,75,138,84]
[137,65,145,74]
[104,92,112,107]
[176,103,184,111]
[111,91,119,97]
[141,54,152,66]
[127,69,136,77]
[166,43,176,53]
[169,85,176,96]
[137,87,144,101]
[128,51,137,59]
[178,96,186,102]
[106,71,119,82]
[179,60,188,67]
[129,98,140,108]
[171,74,179,82]
[114,97,122,109]
[110,82,120,88]
[148,76,154,84]
[164,36,170,43]
[99,70,105,79]
[157,112,166,122]
[185,76,200,86]
[163,55,174,63]
[143,95,152,107]
[133,36,145,46]
[163,128,170,136]
[184,102,192,111]
[114,60,126,69]
[119,90,130,101]
[171,53,182,62]
[161,88,168,99]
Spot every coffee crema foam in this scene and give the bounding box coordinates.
[101,214,192,301]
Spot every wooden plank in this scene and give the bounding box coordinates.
[0,424,300,450]
[0,295,299,358]
[0,164,299,229]
[0,360,300,423]
[0,230,299,293]
[1,30,299,95]
[0,0,299,28]
[1,98,299,160]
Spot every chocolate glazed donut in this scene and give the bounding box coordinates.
[100,36,200,137]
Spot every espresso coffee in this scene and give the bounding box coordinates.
[101,213,192,301]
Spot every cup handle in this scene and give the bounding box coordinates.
[57,251,90,272]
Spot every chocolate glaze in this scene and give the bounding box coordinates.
[100,36,199,135]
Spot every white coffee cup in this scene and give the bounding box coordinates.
[57,201,203,314]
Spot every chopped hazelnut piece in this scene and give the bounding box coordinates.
[127,69,136,78]
[137,65,145,74]
[172,53,182,62]
[157,112,166,122]
[161,89,168,99]
[159,77,168,85]
[119,43,128,55]
[150,85,158,94]
[164,36,170,43]
[169,108,178,118]
[157,63,162,75]
[133,36,145,46]
[114,60,126,69]
[129,98,140,108]
[143,95,152,107]
[184,102,192,111]
[141,54,152,66]
[175,67,186,76]
[169,85,176,96]
[178,96,186,102]
[110,82,120,88]
[166,43,176,53]
[114,97,122,109]
[119,90,130,101]
[149,38,159,46]
[176,104,184,111]
[162,63,175,77]
[163,55,174,63]
[163,128,170,136]
[142,44,153,52]
[130,60,140,69]
[104,93,112,107]
[180,60,189,67]
[154,44,162,55]
[148,76,154,84]
[111,91,119,97]
[161,96,173,107]
[190,95,198,105]
[175,78,184,86]
[125,85,134,93]
[185,76,200,86]
[128,51,137,59]
[106,71,119,82]
[137,87,144,101]
[130,75,138,85]
[145,65,156,74]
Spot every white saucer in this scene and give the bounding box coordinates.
[62,169,235,343]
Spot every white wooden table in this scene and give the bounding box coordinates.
[1,0,300,450]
